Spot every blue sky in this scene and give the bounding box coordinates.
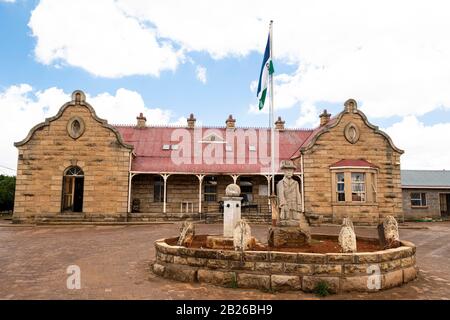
[1,0,450,174]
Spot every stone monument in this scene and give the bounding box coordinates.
[206,183,256,249]
[338,218,357,253]
[268,160,311,247]
[378,215,401,249]
[223,184,243,237]
[342,217,354,231]
[233,219,254,251]
[177,221,195,247]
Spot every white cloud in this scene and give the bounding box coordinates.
[384,116,450,170]
[295,101,320,128]
[122,0,450,119]
[29,0,450,118]
[115,0,265,59]
[171,116,188,126]
[195,65,207,84]
[249,80,258,93]
[0,85,182,171]
[28,0,183,78]
[85,88,178,125]
[0,84,69,172]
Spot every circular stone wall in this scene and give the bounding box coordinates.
[152,235,418,293]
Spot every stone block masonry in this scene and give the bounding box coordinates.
[153,236,418,293]
[299,107,404,225]
[13,92,133,223]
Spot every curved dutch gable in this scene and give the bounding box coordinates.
[296,99,404,157]
[14,90,134,150]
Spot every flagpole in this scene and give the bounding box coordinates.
[269,20,275,196]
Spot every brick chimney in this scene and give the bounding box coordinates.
[275,116,285,130]
[136,113,147,128]
[187,113,196,129]
[319,109,331,126]
[225,114,236,129]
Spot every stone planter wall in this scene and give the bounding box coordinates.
[152,236,418,293]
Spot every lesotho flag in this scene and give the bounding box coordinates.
[256,34,274,110]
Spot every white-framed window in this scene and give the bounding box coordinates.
[336,173,345,202]
[351,172,366,202]
[331,166,377,204]
[411,192,427,207]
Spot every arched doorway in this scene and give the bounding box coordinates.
[61,166,84,213]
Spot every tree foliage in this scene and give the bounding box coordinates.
[0,175,15,212]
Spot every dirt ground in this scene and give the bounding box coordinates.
[0,221,449,300]
[179,234,381,253]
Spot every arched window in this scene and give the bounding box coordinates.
[61,166,84,212]
[65,166,84,176]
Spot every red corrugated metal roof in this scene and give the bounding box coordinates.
[330,159,378,168]
[114,126,313,174]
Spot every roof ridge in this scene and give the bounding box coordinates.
[112,124,313,131]
[401,169,449,172]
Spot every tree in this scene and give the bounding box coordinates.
[0,175,15,212]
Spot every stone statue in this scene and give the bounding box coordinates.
[268,160,311,247]
[338,218,357,253]
[276,160,310,233]
[277,160,301,222]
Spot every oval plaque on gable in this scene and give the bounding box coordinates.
[344,122,360,144]
[67,116,85,139]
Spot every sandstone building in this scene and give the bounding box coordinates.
[13,90,404,224]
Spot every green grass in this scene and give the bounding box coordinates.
[313,281,332,297]
[228,273,238,289]
[414,218,433,222]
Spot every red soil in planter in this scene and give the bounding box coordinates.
[166,235,381,253]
